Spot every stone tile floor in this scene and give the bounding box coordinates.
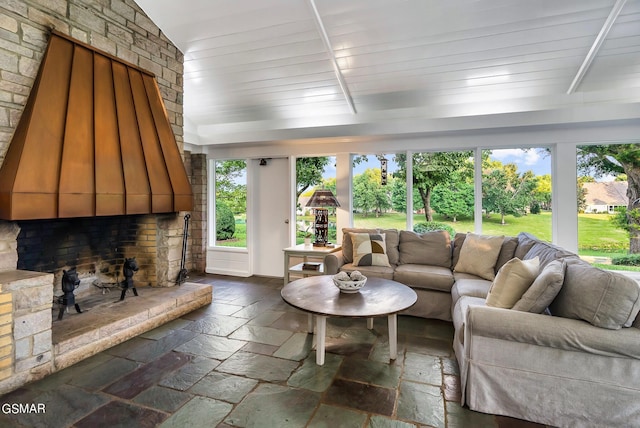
[0,274,553,427]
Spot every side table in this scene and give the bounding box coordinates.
[283,244,341,285]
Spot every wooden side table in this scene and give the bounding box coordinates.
[283,244,341,285]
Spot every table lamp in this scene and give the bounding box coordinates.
[305,189,340,246]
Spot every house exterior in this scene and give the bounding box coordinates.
[583,181,628,214]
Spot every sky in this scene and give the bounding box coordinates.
[328,149,553,178]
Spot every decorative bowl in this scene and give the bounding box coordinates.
[332,274,367,293]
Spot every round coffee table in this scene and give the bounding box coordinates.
[281,275,417,365]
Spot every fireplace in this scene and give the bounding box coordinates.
[0,8,210,395]
[16,215,160,300]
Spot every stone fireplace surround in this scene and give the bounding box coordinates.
[0,212,212,395]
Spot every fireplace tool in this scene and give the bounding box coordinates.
[176,214,191,285]
[120,257,139,301]
[58,268,82,320]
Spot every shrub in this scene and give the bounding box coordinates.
[530,202,541,214]
[413,222,456,239]
[611,254,640,267]
[216,200,235,240]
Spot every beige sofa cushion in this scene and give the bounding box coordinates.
[512,259,565,313]
[486,257,540,309]
[451,233,467,268]
[352,232,390,267]
[550,261,640,330]
[495,236,518,272]
[340,263,394,280]
[394,264,454,292]
[454,233,504,280]
[398,230,451,268]
[342,228,399,265]
[514,232,538,259]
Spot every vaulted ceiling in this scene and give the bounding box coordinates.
[136,0,640,145]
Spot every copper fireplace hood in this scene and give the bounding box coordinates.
[0,31,193,220]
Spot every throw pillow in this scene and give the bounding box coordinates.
[454,233,504,280]
[352,233,390,267]
[342,228,400,265]
[512,259,565,313]
[486,257,540,309]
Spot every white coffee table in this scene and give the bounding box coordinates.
[281,275,417,365]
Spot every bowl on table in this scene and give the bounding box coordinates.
[332,271,367,293]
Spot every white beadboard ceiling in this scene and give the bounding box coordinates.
[136,0,640,145]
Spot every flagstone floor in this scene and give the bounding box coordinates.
[0,274,551,427]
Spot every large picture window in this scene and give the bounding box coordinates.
[481,148,551,240]
[577,143,640,267]
[397,151,474,237]
[214,160,247,248]
[352,154,406,229]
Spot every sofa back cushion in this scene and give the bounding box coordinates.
[514,232,579,269]
[342,228,399,265]
[398,230,451,267]
[550,260,640,330]
[451,233,467,268]
[524,241,578,269]
[454,233,504,280]
[495,236,518,272]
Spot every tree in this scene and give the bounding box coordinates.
[215,160,246,215]
[533,174,552,211]
[431,182,474,221]
[353,168,391,217]
[390,175,422,213]
[482,164,537,224]
[215,200,235,240]
[395,152,473,221]
[578,144,640,253]
[296,157,330,199]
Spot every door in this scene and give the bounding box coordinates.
[251,158,291,276]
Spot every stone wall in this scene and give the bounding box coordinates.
[0,0,184,160]
[187,152,207,272]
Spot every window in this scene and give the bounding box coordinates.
[403,151,474,237]
[213,160,247,247]
[576,143,639,262]
[481,148,551,240]
[352,154,406,229]
[295,156,337,244]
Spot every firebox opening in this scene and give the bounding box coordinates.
[16,214,158,300]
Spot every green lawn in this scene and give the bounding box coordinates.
[576,213,629,254]
[216,220,247,248]
[355,211,631,258]
[217,211,637,267]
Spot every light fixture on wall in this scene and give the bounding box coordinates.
[305,189,340,246]
[259,158,268,166]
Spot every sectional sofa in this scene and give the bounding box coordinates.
[324,228,640,428]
